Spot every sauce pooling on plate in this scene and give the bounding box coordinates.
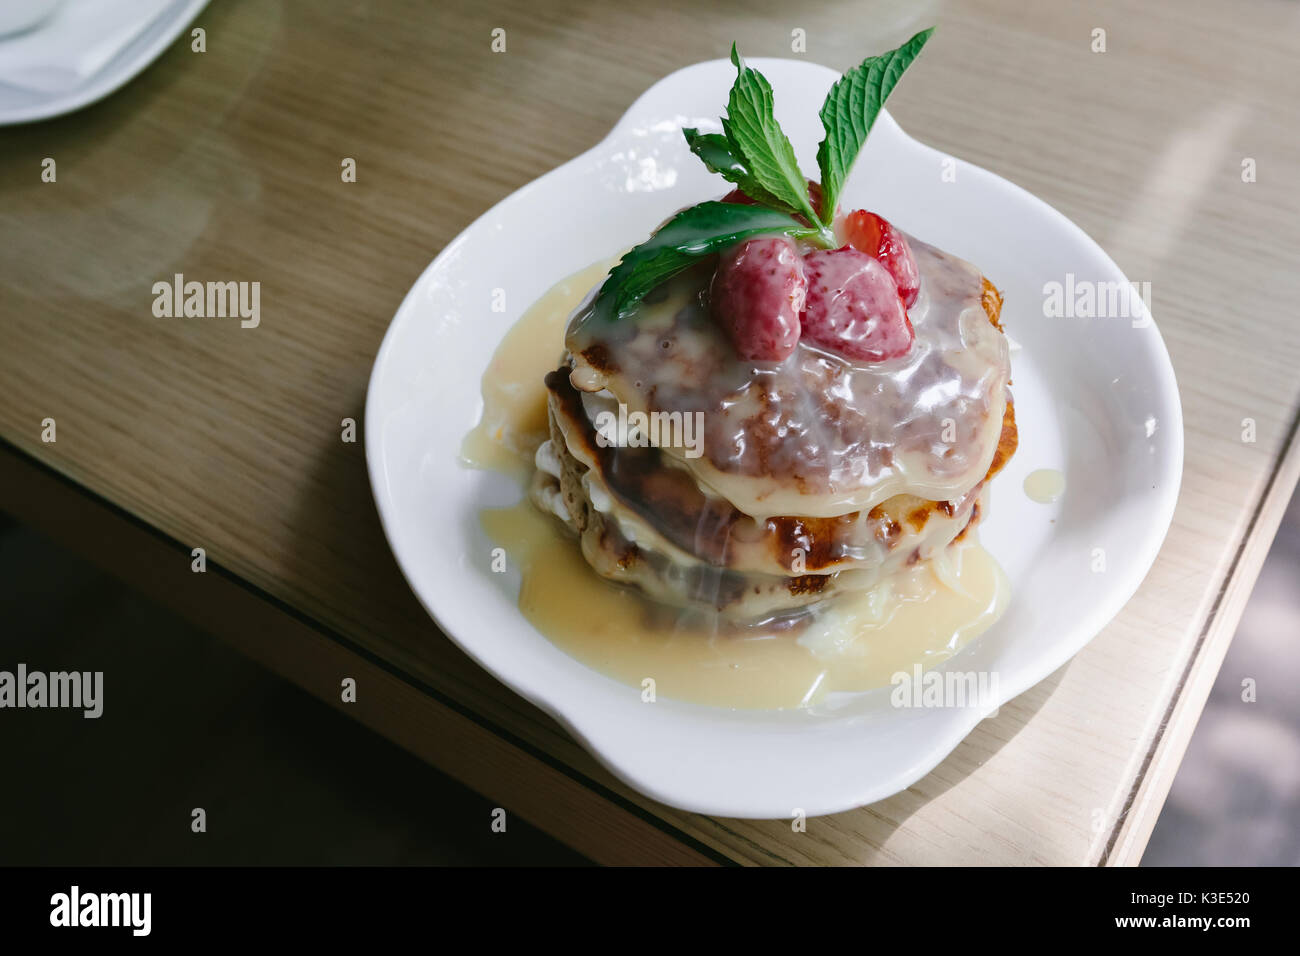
[463,260,1012,710]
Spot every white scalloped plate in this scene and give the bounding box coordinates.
[365,57,1183,818]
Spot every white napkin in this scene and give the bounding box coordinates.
[0,0,175,95]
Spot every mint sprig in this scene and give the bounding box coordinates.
[682,128,791,214]
[815,27,934,221]
[719,46,829,241]
[593,29,934,320]
[592,202,820,322]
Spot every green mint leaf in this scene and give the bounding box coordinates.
[816,27,934,220]
[681,129,748,181]
[681,128,796,214]
[593,201,819,321]
[720,45,823,229]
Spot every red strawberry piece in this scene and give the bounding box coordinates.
[709,236,807,362]
[720,187,756,206]
[721,180,832,226]
[801,246,914,362]
[842,209,920,308]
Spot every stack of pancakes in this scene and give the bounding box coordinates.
[530,236,1016,625]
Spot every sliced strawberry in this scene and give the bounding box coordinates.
[801,246,914,362]
[709,236,807,362]
[721,180,831,226]
[842,210,920,308]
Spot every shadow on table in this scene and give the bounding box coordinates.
[0,512,587,865]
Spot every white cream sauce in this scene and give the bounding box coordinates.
[1023,468,1065,504]
[565,236,1011,519]
[464,259,1012,710]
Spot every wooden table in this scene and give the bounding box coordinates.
[3,0,1298,866]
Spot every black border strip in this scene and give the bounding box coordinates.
[0,436,739,867]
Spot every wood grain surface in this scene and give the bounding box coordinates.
[2,0,1298,865]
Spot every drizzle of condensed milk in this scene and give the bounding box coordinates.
[464,260,1011,710]
[1023,468,1065,504]
[461,260,615,476]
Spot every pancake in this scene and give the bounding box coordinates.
[531,375,1014,622]
[530,223,1016,623]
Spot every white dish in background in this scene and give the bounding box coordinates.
[365,57,1183,818]
[0,0,209,125]
[0,1,66,38]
